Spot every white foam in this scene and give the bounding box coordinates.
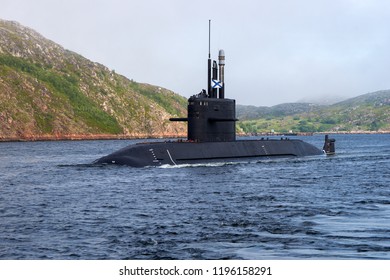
[158,161,239,168]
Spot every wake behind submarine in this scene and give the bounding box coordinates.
[95,36,335,167]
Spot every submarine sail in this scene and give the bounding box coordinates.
[94,23,335,167]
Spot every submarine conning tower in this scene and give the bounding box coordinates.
[170,49,237,142]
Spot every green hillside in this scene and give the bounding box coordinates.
[1,19,389,140]
[0,19,187,140]
[237,90,390,134]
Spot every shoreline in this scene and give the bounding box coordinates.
[0,133,187,142]
[0,131,389,142]
[239,131,390,137]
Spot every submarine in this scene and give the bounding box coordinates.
[95,31,335,167]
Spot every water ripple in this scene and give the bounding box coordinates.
[1,134,390,259]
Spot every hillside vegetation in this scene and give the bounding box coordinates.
[1,19,389,140]
[237,90,390,134]
[0,19,187,140]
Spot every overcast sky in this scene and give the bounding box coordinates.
[1,0,390,106]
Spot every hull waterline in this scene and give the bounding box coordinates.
[94,138,324,167]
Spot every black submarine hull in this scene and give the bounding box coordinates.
[94,139,323,167]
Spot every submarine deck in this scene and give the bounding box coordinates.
[96,138,323,167]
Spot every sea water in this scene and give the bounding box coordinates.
[0,134,389,259]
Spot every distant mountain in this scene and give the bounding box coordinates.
[237,103,322,120]
[296,94,347,105]
[317,90,390,132]
[0,19,187,140]
[237,90,390,133]
[334,90,390,107]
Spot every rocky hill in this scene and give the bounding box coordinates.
[2,19,389,140]
[237,90,390,133]
[0,19,187,141]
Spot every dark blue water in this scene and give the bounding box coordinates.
[1,134,389,259]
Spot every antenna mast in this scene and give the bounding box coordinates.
[207,20,212,96]
[208,20,211,59]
